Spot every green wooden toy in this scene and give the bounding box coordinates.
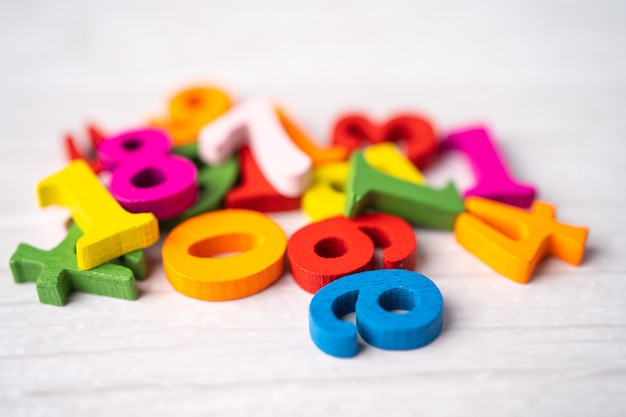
[9,223,147,306]
[343,150,465,230]
[172,142,202,165]
[159,155,239,231]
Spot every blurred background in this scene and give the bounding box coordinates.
[2,0,624,137]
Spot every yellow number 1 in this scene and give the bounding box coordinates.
[37,160,159,270]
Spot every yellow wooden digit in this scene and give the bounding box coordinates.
[37,160,159,270]
[302,162,349,222]
[302,143,425,221]
[364,142,425,183]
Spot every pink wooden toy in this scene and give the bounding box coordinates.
[97,128,198,220]
[198,96,312,197]
[442,126,536,208]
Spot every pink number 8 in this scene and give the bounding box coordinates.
[97,128,198,220]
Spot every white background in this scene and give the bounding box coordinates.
[1,0,625,415]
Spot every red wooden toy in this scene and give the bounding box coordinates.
[331,113,438,169]
[287,213,416,293]
[225,146,300,212]
[64,124,105,173]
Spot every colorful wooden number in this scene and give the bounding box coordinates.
[97,128,198,220]
[301,161,349,221]
[10,223,147,306]
[363,142,426,183]
[288,213,416,293]
[198,96,312,197]
[225,146,300,212]
[151,86,232,146]
[344,150,465,230]
[172,142,201,163]
[454,197,588,283]
[303,143,425,221]
[159,155,239,231]
[309,269,444,357]
[64,124,104,173]
[162,209,287,301]
[37,160,159,270]
[277,108,348,166]
[331,113,438,169]
[442,126,537,208]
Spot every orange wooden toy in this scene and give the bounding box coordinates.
[454,197,588,283]
[277,108,348,166]
[151,86,232,146]
[162,209,287,301]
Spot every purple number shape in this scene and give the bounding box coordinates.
[442,126,536,208]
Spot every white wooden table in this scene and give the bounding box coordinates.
[1,1,625,415]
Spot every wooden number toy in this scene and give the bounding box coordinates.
[442,126,536,208]
[97,128,198,220]
[363,142,426,183]
[64,124,105,173]
[344,150,465,230]
[277,108,348,165]
[10,223,147,306]
[302,143,426,221]
[159,155,239,231]
[225,146,300,212]
[302,161,349,221]
[288,213,416,293]
[454,197,588,283]
[37,160,159,270]
[331,113,438,169]
[151,86,232,146]
[309,269,443,357]
[172,142,201,163]
[198,96,312,197]
[162,209,287,301]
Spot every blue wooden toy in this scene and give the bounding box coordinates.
[309,269,444,358]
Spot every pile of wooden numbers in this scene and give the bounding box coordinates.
[9,86,589,358]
